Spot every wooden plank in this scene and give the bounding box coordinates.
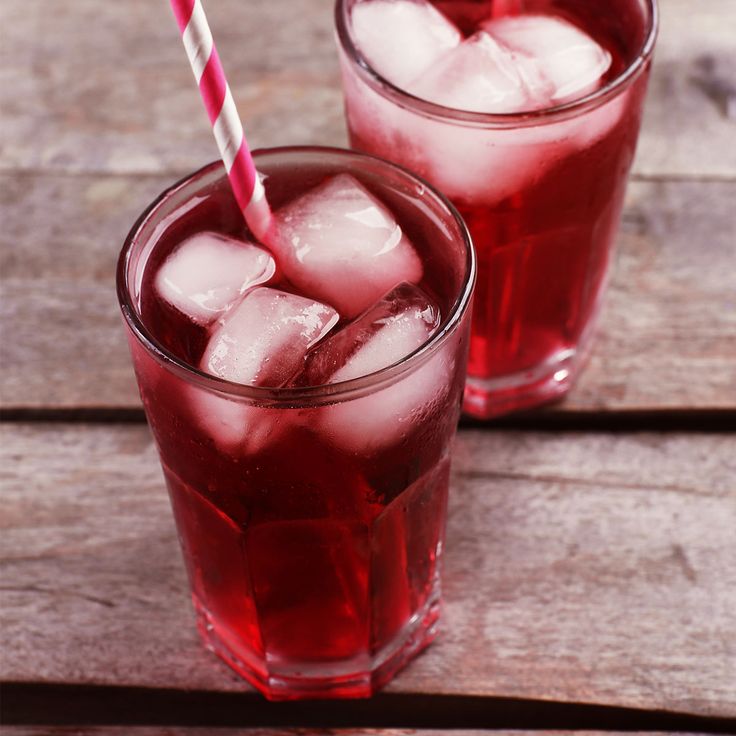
[0,731,474,736]
[0,731,644,736]
[0,0,347,176]
[2,175,734,414]
[0,0,734,179]
[0,173,166,411]
[561,177,736,412]
[636,0,736,179]
[1,425,734,717]
[0,731,710,736]
[0,731,492,736]
[3,726,494,736]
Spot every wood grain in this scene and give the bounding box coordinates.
[637,0,736,179]
[0,731,710,736]
[2,176,734,414]
[2,424,734,716]
[0,0,346,176]
[562,178,736,412]
[0,731,473,736]
[0,0,734,179]
[1,731,493,736]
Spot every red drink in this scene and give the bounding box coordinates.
[336,0,658,417]
[118,148,474,699]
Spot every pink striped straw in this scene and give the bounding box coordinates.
[169,0,272,241]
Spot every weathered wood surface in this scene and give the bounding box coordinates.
[1,0,734,178]
[2,177,734,414]
[2,425,734,717]
[0,731,501,735]
[0,731,479,736]
[2,0,735,415]
[1,0,735,726]
[637,0,736,179]
[5,731,712,736]
[0,731,711,736]
[0,731,485,736]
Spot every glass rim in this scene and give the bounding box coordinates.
[335,0,659,128]
[117,145,476,404]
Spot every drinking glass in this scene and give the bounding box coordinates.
[336,0,658,417]
[117,146,475,699]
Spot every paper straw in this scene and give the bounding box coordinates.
[169,0,272,241]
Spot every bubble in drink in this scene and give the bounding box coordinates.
[271,173,423,318]
[155,231,276,325]
[350,0,461,87]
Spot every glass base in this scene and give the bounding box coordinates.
[463,347,581,419]
[194,589,441,700]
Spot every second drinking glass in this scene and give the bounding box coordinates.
[336,0,658,417]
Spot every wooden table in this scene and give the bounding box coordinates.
[1,0,735,732]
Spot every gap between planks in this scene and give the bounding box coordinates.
[2,685,736,732]
[1,167,736,184]
[2,407,735,432]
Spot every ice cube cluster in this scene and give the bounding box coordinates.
[156,175,445,455]
[343,0,624,204]
[352,0,612,113]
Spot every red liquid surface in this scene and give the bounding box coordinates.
[342,0,653,416]
[128,163,469,698]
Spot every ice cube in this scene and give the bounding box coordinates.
[187,387,287,455]
[301,282,440,386]
[155,231,276,325]
[270,174,423,319]
[341,18,623,206]
[191,288,338,453]
[321,340,455,455]
[350,0,461,88]
[202,287,339,387]
[483,14,612,105]
[308,284,452,454]
[409,31,538,113]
